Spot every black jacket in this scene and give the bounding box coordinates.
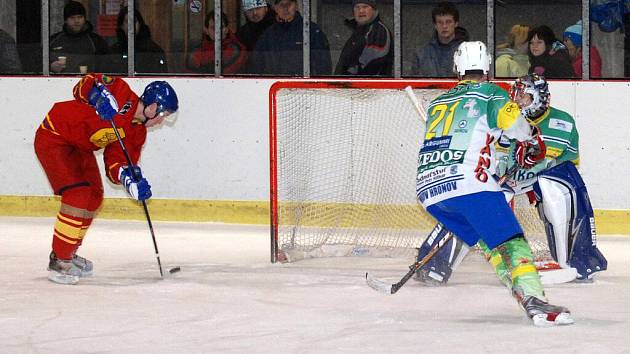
[106,19,168,74]
[528,42,575,78]
[334,13,393,76]
[251,12,332,76]
[50,22,109,73]
[236,7,276,51]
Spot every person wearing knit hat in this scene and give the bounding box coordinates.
[49,0,108,74]
[335,0,392,76]
[237,0,275,56]
[562,21,602,78]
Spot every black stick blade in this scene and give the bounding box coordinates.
[365,272,394,294]
[168,266,181,274]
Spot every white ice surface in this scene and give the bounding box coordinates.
[1,216,629,353]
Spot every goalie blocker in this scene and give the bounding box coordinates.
[415,161,607,284]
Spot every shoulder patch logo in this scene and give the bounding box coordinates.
[548,118,573,133]
[102,74,114,85]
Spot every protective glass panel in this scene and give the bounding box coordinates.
[495,0,581,79]
[402,0,487,78]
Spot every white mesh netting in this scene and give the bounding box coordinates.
[271,84,548,262]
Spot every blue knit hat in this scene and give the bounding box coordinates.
[564,21,582,47]
[242,0,267,11]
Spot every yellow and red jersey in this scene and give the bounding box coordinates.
[38,73,146,184]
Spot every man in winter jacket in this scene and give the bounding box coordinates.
[251,0,331,76]
[237,0,276,51]
[411,1,468,77]
[335,0,393,76]
[50,1,108,74]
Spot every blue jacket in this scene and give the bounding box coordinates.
[252,12,331,76]
[411,27,469,77]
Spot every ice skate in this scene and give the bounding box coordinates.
[72,253,93,277]
[48,251,81,285]
[520,295,574,327]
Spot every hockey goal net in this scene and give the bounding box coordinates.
[269,80,548,263]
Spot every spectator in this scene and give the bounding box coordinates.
[237,0,276,51]
[335,0,393,76]
[527,25,574,78]
[0,29,22,73]
[49,1,108,74]
[495,24,530,78]
[411,1,468,77]
[187,11,248,74]
[107,6,168,74]
[563,21,602,78]
[251,0,332,76]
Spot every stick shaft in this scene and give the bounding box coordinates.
[109,118,164,278]
[404,86,428,122]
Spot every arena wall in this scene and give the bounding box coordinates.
[0,77,628,232]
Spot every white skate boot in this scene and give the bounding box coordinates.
[48,251,81,285]
[520,295,574,327]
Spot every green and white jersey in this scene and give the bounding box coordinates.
[416,80,530,207]
[497,106,579,192]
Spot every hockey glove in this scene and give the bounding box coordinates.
[119,166,152,201]
[87,83,119,120]
[514,128,546,169]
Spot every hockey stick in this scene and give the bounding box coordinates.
[366,232,454,294]
[364,87,440,294]
[404,86,428,122]
[108,118,166,278]
[95,83,178,278]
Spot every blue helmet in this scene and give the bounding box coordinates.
[140,81,179,115]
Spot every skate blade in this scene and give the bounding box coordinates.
[532,312,574,327]
[79,270,93,277]
[48,271,80,285]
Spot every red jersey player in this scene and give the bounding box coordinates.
[34,73,179,284]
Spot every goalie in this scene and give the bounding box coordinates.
[415,73,607,286]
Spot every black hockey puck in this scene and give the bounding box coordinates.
[169,266,181,274]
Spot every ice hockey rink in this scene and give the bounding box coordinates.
[1,216,629,353]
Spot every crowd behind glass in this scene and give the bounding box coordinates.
[0,0,626,79]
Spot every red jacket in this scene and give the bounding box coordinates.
[188,31,248,74]
[573,46,602,78]
[39,73,146,183]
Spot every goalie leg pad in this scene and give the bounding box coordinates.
[533,161,607,280]
[415,223,469,285]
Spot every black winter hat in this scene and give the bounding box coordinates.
[352,0,376,8]
[64,1,86,20]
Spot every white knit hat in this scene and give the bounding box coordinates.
[242,0,267,11]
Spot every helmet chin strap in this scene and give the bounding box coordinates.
[142,104,159,124]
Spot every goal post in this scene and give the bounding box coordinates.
[269,80,547,263]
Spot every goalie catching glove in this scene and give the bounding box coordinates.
[87,82,119,120]
[119,166,152,201]
[514,127,546,169]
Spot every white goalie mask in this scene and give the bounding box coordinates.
[453,41,491,76]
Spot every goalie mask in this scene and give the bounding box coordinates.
[453,41,491,76]
[510,74,550,120]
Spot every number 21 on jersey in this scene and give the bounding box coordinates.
[425,100,461,140]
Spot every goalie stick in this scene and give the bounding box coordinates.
[366,232,454,294]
